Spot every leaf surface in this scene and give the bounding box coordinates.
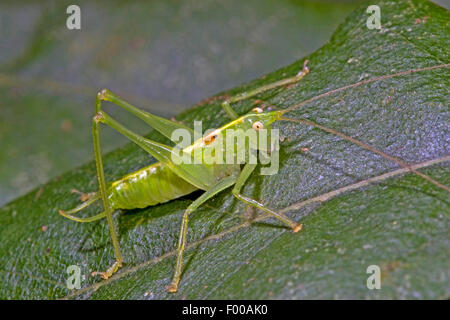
[0,0,449,299]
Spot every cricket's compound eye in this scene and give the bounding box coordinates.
[252,121,264,131]
[203,133,217,145]
[252,107,263,113]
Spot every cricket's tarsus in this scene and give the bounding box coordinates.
[292,224,303,233]
[297,59,310,76]
[59,60,449,293]
[91,261,122,280]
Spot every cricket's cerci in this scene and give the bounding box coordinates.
[59,60,449,292]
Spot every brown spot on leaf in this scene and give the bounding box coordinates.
[60,119,73,133]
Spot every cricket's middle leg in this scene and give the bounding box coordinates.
[232,163,302,232]
[167,175,237,293]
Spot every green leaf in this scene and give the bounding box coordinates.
[0,0,448,299]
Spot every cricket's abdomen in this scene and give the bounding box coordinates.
[107,162,198,210]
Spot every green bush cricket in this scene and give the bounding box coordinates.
[59,60,449,293]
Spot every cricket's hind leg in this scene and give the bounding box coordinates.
[221,60,310,120]
[81,89,197,281]
[81,91,126,280]
[59,91,124,280]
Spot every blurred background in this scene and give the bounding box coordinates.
[0,0,447,206]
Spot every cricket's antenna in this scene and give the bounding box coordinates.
[280,63,450,115]
[280,116,450,193]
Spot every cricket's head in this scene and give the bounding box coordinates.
[239,108,282,130]
[228,108,282,153]
[198,108,283,165]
